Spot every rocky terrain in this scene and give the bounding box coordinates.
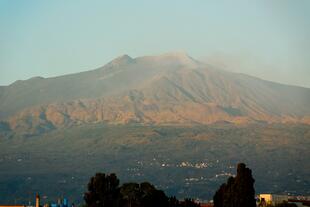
[0,53,309,203]
[0,52,309,136]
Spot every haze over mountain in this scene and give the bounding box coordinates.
[0,52,310,136]
[0,52,310,203]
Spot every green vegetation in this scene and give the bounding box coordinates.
[0,124,309,203]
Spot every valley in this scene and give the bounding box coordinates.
[1,124,309,203]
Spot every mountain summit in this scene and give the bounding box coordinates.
[0,52,310,135]
[108,54,134,66]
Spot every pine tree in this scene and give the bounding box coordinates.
[213,163,256,207]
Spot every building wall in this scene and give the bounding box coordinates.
[273,195,288,205]
[260,194,273,205]
[259,194,288,205]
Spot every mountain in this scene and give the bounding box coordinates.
[0,52,310,203]
[0,52,309,135]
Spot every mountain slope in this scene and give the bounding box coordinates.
[1,52,310,135]
[0,53,310,202]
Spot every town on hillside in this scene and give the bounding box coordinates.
[1,164,309,207]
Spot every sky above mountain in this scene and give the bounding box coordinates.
[0,0,309,87]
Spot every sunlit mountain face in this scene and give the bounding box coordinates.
[0,52,309,136]
[0,53,309,203]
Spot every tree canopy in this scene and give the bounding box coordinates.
[84,173,120,207]
[213,163,256,207]
[84,173,200,207]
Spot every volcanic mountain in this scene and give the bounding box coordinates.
[1,52,310,203]
[1,52,310,135]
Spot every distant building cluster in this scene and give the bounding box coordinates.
[1,193,310,207]
[178,161,209,169]
[0,194,74,207]
[258,194,310,207]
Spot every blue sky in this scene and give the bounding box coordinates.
[0,0,309,87]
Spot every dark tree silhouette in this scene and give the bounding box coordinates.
[213,163,256,207]
[119,183,141,207]
[84,172,200,207]
[168,196,180,207]
[233,163,256,207]
[181,198,200,207]
[139,182,169,207]
[84,173,120,207]
[214,184,226,207]
[119,182,169,207]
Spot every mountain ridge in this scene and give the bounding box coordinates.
[1,52,310,136]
